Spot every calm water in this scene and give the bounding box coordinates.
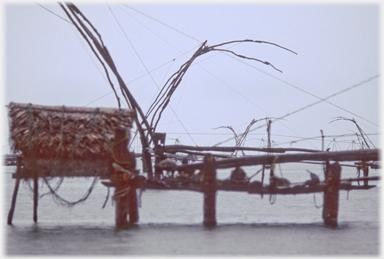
[3,163,380,255]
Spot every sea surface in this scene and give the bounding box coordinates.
[3,162,380,255]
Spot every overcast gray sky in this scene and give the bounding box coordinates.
[2,2,380,154]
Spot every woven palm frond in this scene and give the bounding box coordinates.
[8,102,135,160]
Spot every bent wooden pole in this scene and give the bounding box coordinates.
[323,162,341,227]
[202,154,217,227]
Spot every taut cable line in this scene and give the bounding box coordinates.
[214,74,380,147]
[228,52,380,128]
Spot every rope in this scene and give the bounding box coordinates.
[39,177,64,199]
[313,192,323,209]
[35,3,72,24]
[42,177,98,208]
[111,135,133,165]
[247,168,263,181]
[102,187,110,209]
[232,55,380,127]
[108,4,159,92]
[19,104,137,209]
[113,186,131,200]
[356,167,361,186]
[214,75,380,147]
[270,155,279,173]
[121,4,202,43]
[269,194,276,205]
[112,162,135,176]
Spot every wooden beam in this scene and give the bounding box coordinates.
[144,179,375,194]
[174,149,379,171]
[163,144,321,154]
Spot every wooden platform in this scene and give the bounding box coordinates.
[115,178,377,194]
[12,158,113,179]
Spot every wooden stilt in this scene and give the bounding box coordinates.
[260,164,265,199]
[33,173,38,223]
[323,162,341,227]
[8,156,22,225]
[8,177,20,225]
[112,127,139,227]
[114,177,139,225]
[202,154,217,227]
[143,144,153,180]
[128,179,139,223]
[154,146,164,181]
[362,160,369,187]
[115,181,129,226]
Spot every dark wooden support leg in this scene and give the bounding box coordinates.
[8,177,21,225]
[323,162,341,227]
[33,174,38,223]
[260,164,265,199]
[202,154,217,227]
[128,179,139,223]
[362,160,369,187]
[115,181,129,226]
[142,146,153,180]
[112,128,140,227]
[8,157,22,225]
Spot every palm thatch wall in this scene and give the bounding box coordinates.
[8,102,135,161]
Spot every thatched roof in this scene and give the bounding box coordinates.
[8,102,135,160]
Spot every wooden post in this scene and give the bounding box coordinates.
[260,164,265,199]
[323,162,341,227]
[321,130,327,180]
[154,146,165,181]
[202,154,217,227]
[362,160,369,187]
[7,156,22,225]
[267,120,272,150]
[112,128,139,226]
[114,177,139,225]
[142,139,153,180]
[115,181,129,226]
[128,178,139,223]
[33,173,38,223]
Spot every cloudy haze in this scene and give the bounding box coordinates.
[3,2,380,154]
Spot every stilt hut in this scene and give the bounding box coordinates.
[7,102,138,225]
